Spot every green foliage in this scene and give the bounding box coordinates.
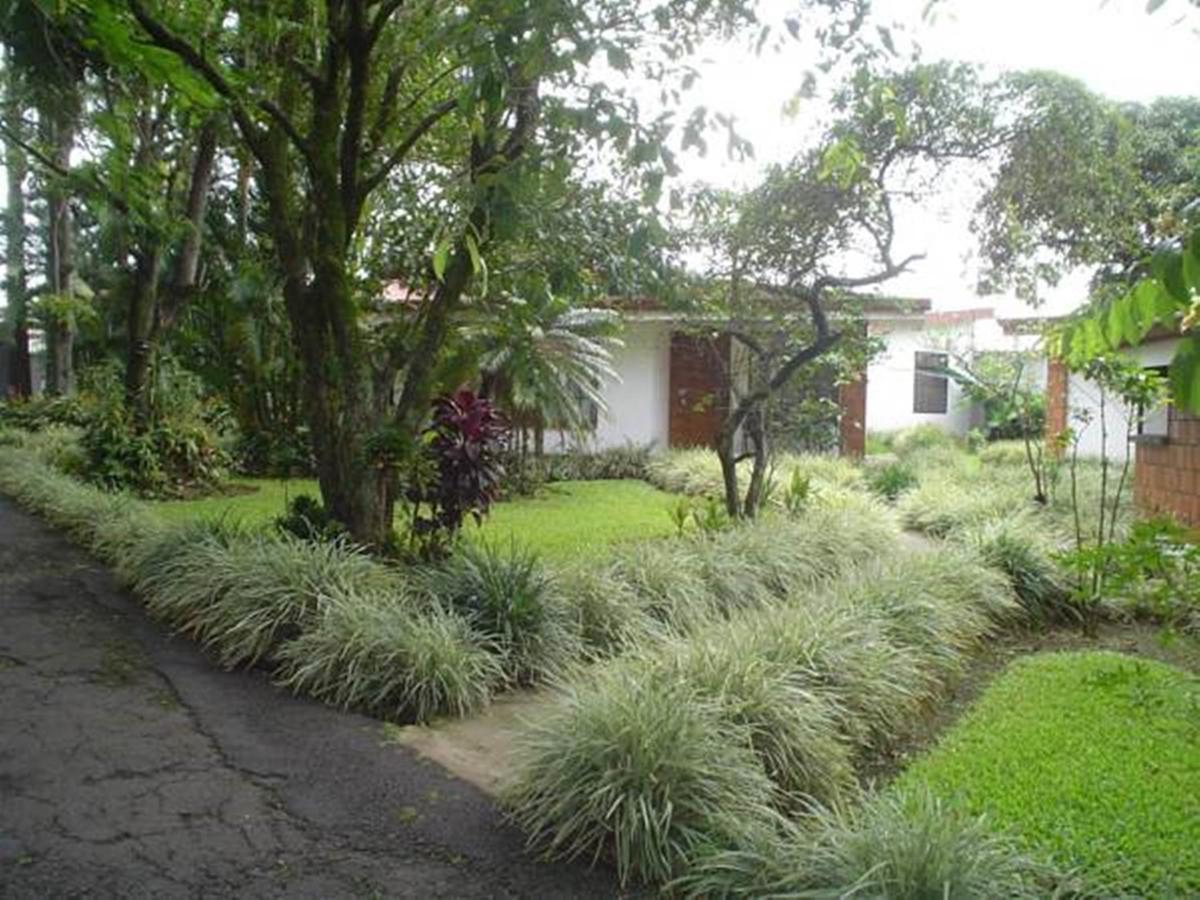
[891,423,960,456]
[901,652,1200,896]
[416,541,579,685]
[958,514,1075,623]
[898,474,1031,538]
[944,353,1046,441]
[865,459,918,501]
[676,785,1063,899]
[508,543,1023,889]
[506,669,778,887]
[978,439,1032,466]
[78,360,229,496]
[274,494,347,544]
[0,395,87,431]
[275,591,503,723]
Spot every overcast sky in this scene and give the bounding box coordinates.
[666,0,1200,316]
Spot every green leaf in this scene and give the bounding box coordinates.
[1185,230,1200,295]
[432,240,450,282]
[1152,243,1189,303]
[1105,300,1128,349]
[1169,338,1200,414]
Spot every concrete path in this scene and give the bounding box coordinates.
[0,498,616,899]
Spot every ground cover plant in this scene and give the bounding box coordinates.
[900,651,1200,896]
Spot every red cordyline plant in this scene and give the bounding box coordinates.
[407,390,509,558]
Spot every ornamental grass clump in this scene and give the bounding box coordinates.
[674,784,1061,899]
[958,514,1075,623]
[829,548,1019,685]
[898,473,1030,538]
[133,525,405,668]
[416,541,581,685]
[505,663,778,887]
[276,589,502,722]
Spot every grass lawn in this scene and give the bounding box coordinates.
[152,477,677,562]
[464,479,677,561]
[900,651,1200,896]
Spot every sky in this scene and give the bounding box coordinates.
[661,0,1200,317]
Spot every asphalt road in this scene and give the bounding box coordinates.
[0,497,616,899]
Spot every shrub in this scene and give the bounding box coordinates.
[506,666,778,887]
[540,443,654,482]
[676,785,1062,899]
[1103,517,1200,633]
[866,459,918,501]
[276,590,502,723]
[0,394,88,431]
[958,514,1075,623]
[416,541,580,685]
[78,359,230,496]
[274,493,347,543]
[555,562,664,656]
[830,548,1019,684]
[404,389,509,558]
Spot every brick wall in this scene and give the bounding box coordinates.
[1045,357,1069,452]
[839,376,866,458]
[1134,408,1200,526]
[668,333,728,448]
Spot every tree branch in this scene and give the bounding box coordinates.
[813,253,924,292]
[359,98,456,197]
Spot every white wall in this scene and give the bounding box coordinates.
[1066,337,1178,460]
[550,318,671,452]
[865,320,975,436]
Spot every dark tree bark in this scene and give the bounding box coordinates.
[3,49,31,397]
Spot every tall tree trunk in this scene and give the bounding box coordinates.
[125,250,160,422]
[3,48,31,397]
[41,96,79,396]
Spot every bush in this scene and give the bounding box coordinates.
[866,459,919,501]
[78,361,229,496]
[416,541,580,685]
[645,448,867,502]
[276,590,502,722]
[0,395,88,431]
[506,666,779,887]
[543,443,654,482]
[274,493,347,543]
[676,785,1062,899]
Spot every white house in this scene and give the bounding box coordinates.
[569,298,1043,455]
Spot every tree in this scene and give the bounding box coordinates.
[975,72,1200,301]
[84,0,790,546]
[695,63,999,517]
[2,42,31,397]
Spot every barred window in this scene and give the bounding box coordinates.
[914,351,949,414]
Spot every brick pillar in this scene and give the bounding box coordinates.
[1045,358,1069,456]
[839,374,867,458]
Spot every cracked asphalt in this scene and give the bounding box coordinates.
[0,497,616,899]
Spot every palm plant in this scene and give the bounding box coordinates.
[469,292,622,454]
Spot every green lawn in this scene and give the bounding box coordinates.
[900,651,1200,896]
[464,479,677,561]
[152,477,677,561]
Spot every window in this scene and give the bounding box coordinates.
[913,351,949,414]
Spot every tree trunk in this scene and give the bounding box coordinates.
[742,409,769,518]
[716,423,742,518]
[125,251,160,422]
[41,95,79,396]
[3,50,31,397]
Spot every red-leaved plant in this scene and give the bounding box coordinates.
[407,390,509,558]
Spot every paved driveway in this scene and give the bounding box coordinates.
[0,498,615,899]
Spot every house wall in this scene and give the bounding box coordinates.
[1135,406,1200,526]
[1059,339,1178,461]
[562,318,671,451]
[865,320,974,436]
